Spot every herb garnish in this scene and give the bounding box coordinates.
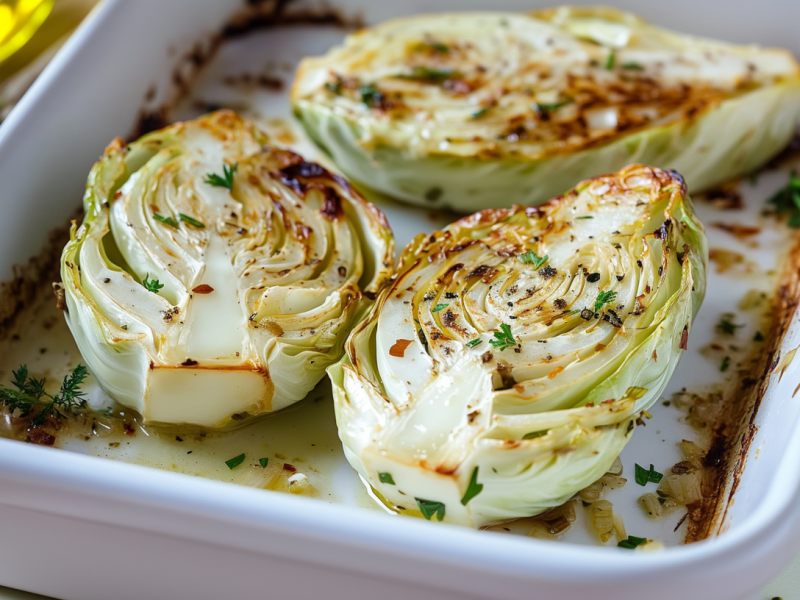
[594,290,618,313]
[416,498,446,521]
[142,274,164,294]
[359,83,385,108]
[471,107,489,119]
[432,303,448,313]
[720,356,731,372]
[767,171,800,227]
[259,457,269,468]
[605,49,616,70]
[622,62,643,70]
[379,472,396,485]
[518,250,549,269]
[576,216,594,219]
[618,535,648,549]
[178,213,205,228]
[460,467,484,505]
[716,313,744,335]
[532,98,573,113]
[204,162,238,190]
[0,364,88,425]
[489,323,517,351]
[153,213,178,228]
[397,66,458,81]
[466,338,483,348]
[225,453,246,469]
[634,463,663,486]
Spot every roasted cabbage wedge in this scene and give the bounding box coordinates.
[293,7,800,212]
[329,165,706,527]
[61,111,394,428]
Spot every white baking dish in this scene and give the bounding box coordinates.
[1,1,800,598]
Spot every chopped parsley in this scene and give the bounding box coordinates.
[594,290,618,313]
[178,213,205,228]
[720,356,731,372]
[532,97,573,113]
[416,498,446,521]
[489,323,517,351]
[397,66,458,81]
[259,457,269,468]
[621,61,643,70]
[460,467,484,505]
[359,83,385,108]
[575,215,594,220]
[618,535,648,549]
[378,472,396,485]
[466,338,483,348]
[153,213,178,228]
[142,274,164,294]
[432,303,448,313]
[634,463,663,486]
[225,453,246,469]
[471,107,489,119]
[767,170,800,227]
[605,49,616,70]
[204,162,237,190]
[716,313,744,335]
[0,364,88,425]
[518,250,549,269]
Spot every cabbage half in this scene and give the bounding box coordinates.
[292,7,800,212]
[329,165,706,527]
[61,111,394,428]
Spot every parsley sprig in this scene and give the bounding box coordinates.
[489,323,517,351]
[416,498,446,521]
[397,66,458,81]
[0,364,88,426]
[432,303,448,313]
[618,535,648,549]
[716,313,744,336]
[634,463,663,486]
[594,290,618,313]
[153,213,178,228]
[178,213,205,228]
[142,274,164,294]
[517,250,549,269]
[767,170,800,227]
[460,467,484,505]
[532,97,573,113]
[204,162,238,190]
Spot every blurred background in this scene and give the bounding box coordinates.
[0,0,796,598]
[0,0,96,122]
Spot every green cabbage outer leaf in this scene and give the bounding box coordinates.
[61,111,394,428]
[292,7,800,212]
[328,164,706,527]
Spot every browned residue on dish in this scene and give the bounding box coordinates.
[696,183,743,211]
[0,217,75,340]
[681,239,800,543]
[131,0,364,140]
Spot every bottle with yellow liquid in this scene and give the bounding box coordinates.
[0,0,53,64]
